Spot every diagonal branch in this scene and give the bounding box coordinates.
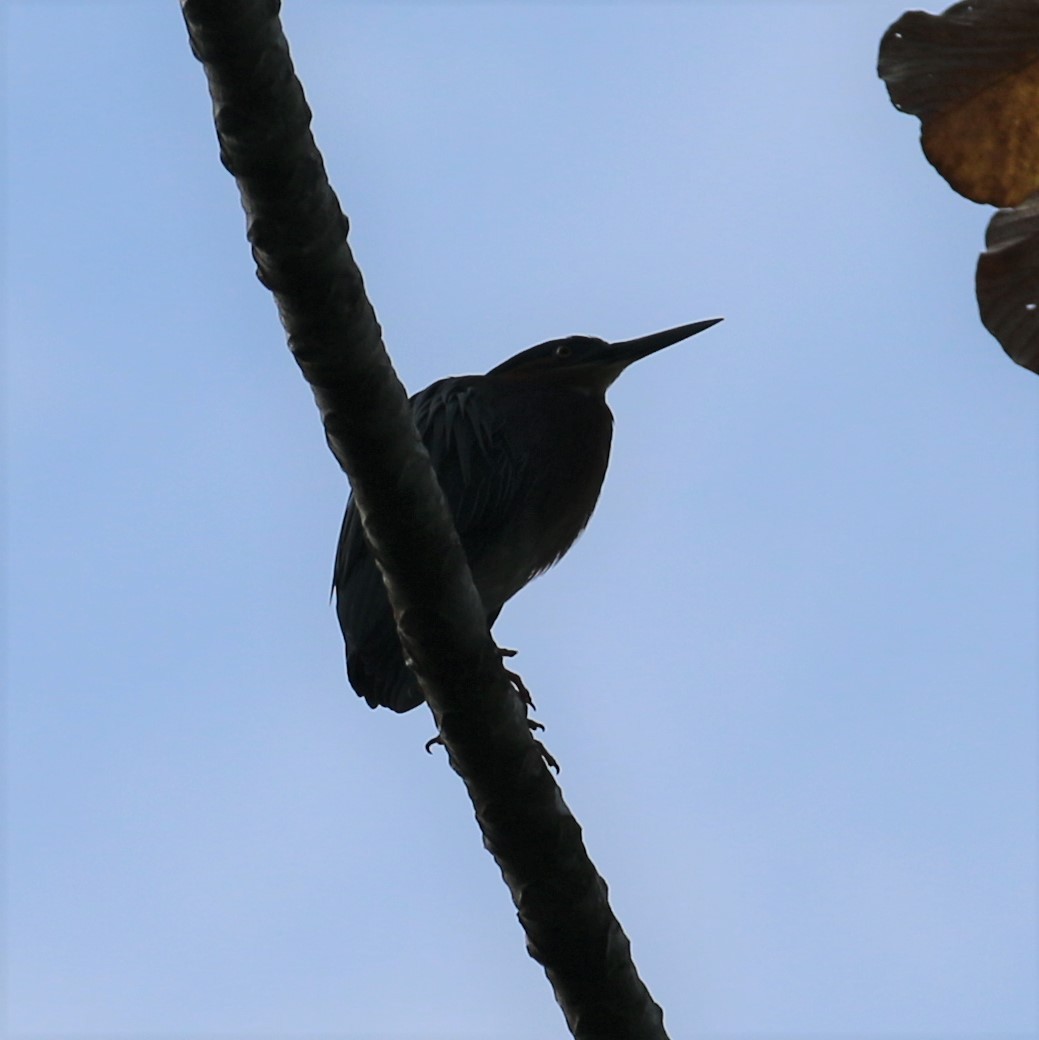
[180,2,670,1035]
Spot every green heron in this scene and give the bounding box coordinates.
[334,318,722,712]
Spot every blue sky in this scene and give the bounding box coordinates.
[5,2,1036,1038]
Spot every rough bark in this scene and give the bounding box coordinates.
[180,3,669,1035]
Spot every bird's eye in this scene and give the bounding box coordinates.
[554,343,573,359]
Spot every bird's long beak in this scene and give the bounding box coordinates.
[609,317,723,366]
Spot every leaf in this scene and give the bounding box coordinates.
[977,192,1039,373]
[879,0,1039,207]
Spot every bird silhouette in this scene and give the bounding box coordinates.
[333,318,722,712]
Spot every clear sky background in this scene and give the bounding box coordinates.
[4,2,1036,1038]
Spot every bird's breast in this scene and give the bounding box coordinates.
[470,383,614,609]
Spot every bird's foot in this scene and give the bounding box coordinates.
[498,647,535,710]
[533,727,560,773]
[497,649,556,768]
[424,718,558,772]
[423,647,553,768]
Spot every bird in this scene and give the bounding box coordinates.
[333,318,722,712]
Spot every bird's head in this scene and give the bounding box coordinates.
[487,318,722,394]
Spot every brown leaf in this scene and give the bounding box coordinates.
[879,0,1039,207]
[977,192,1039,373]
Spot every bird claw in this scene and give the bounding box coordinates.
[423,647,554,768]
[424,718,558,772]
[498,647,535,710]
[505,668,535,710]
[533,729,560,773]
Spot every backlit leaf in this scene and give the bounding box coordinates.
[879,0,1039,207]
[977,193,1039,373]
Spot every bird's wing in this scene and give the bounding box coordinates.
[410,378,527,544]
[333,378,525,589]
[331,378,527,711]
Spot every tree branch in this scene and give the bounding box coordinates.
[180,2,670,1035]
